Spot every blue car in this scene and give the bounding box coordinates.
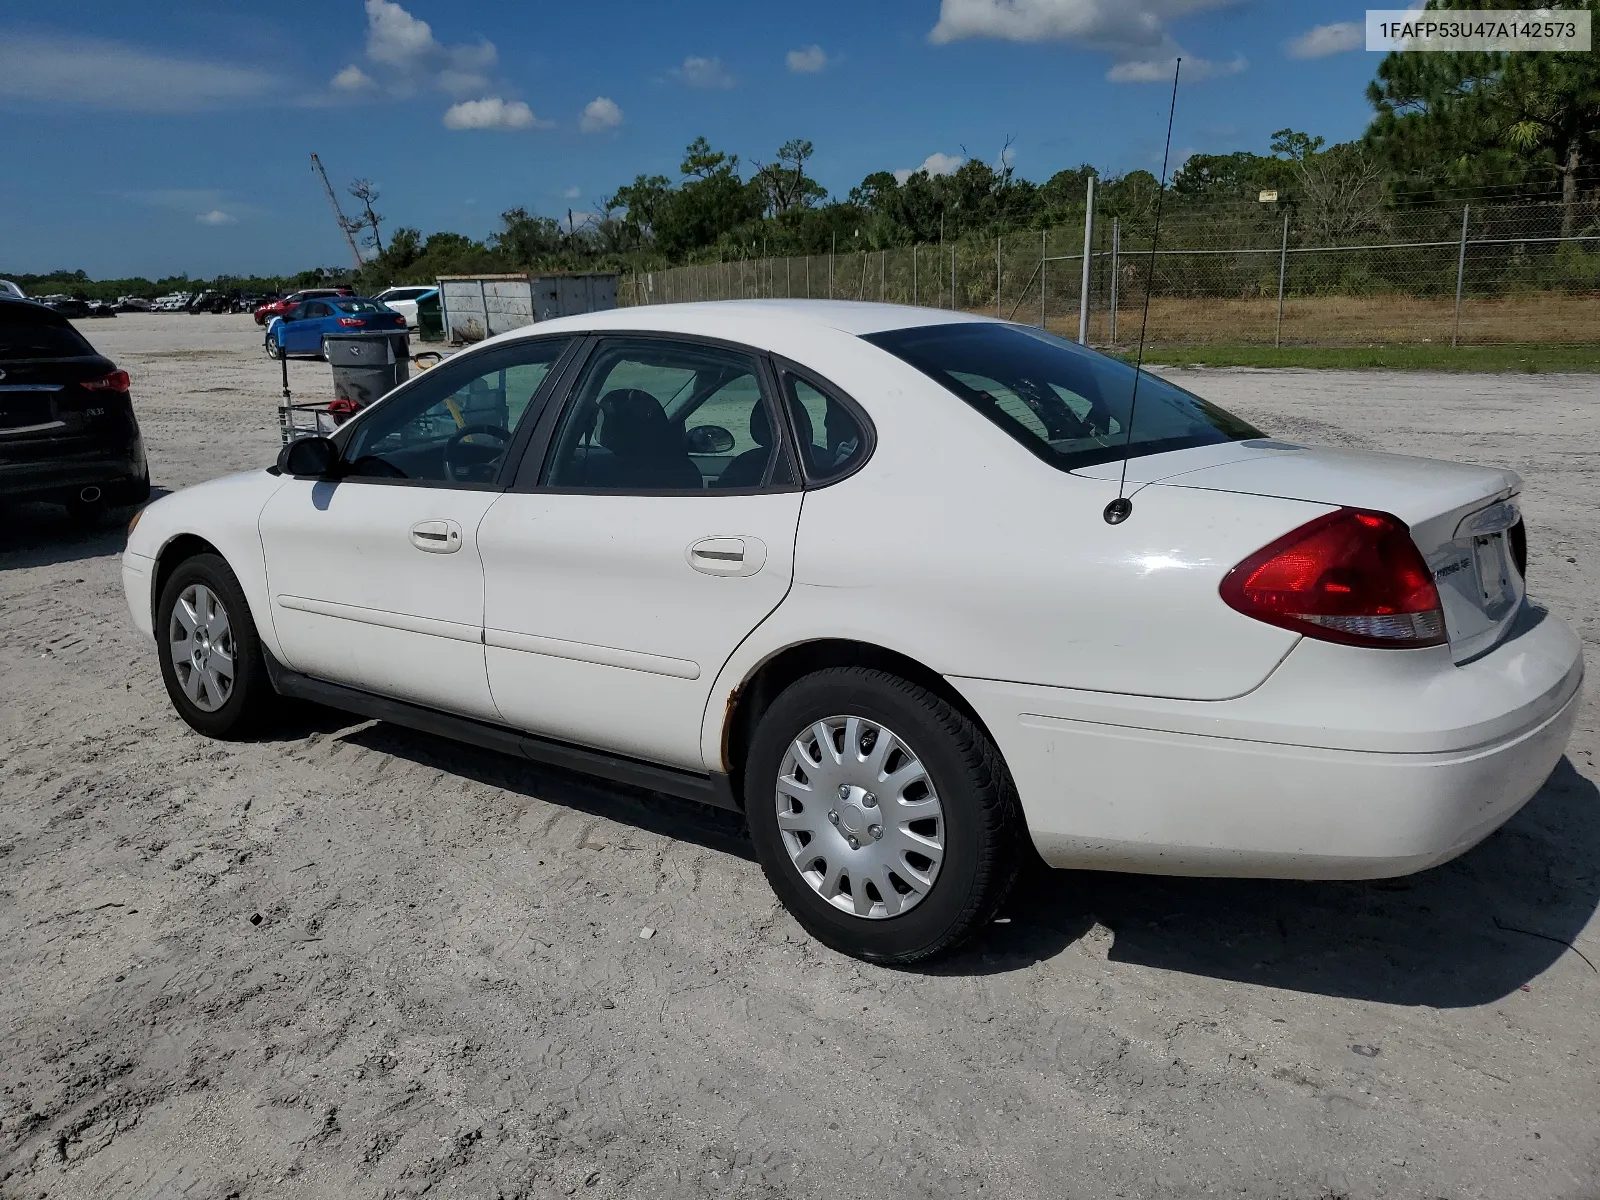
[264,297,407,359]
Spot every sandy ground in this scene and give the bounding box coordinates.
[2,313,1597,1200]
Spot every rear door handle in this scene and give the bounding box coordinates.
[411,519,463,553]
[687,536,767,577]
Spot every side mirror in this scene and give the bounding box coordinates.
[685,424,736,455]
[278,435,339,477]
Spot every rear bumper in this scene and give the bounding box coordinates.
[0,436,147,504]
[956,603,1584,879]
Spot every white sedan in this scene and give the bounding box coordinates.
[121,301,1583,963]
[373,285,436,328]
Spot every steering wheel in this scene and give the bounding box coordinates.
[442,423,512,483]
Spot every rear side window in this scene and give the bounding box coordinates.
[0,306,94,360]
[864,322,1259,471]
[779,371,868,483]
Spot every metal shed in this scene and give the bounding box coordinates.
[436,272,618,344]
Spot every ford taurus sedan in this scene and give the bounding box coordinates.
[121,301,1583,963]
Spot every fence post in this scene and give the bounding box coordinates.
[1275,212,1290,349]
[1078,174,1095,344]
[1108,218,1119,345]
[1452,203,1470,348]
[1040,227,1047,328]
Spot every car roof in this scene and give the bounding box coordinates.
[490,299,993,347]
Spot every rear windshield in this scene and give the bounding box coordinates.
[864,322,1259,471]
[0,305,95,360]
[335,300,387,314]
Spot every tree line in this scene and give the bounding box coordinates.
[11,0,1595,300]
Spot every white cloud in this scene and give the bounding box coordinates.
[786,45,829,73]
[893,152,967,183]
[331,64,376,91]
[365,0,438,66]
[562,185,582,199]
[442,97,547,130]
[196,209,237,226]
[579,95,623,133]
[1286,22,1363,59]
[1107,52,1246,82]
[0,34,283,112]
[928,0,1248,83]
[358,0,499,95]
[673,56,737,89]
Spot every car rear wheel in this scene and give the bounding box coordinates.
[156,553,278,738]
[745,667,1022,964]
[264,332,281,360]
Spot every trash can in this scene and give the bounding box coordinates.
[324,330,410,409]
[415,291,444,342]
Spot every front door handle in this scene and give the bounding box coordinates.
[687,536,767,577]
[411,519,463,553]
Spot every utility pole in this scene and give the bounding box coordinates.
[310,153,363,270]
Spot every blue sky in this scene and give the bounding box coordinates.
[0,1,1391,279]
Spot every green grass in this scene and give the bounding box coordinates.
[1120,344,1600,372]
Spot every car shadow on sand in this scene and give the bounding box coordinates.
[0,490,171,570]
[323,719,755,863]
[948,756,1600,1007]
[274,704,1597,1006]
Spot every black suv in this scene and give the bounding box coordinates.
[0,297,150,518]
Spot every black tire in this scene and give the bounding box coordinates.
[744,667,1022,965]
[155,553,278,739]
[319,336,331,361]
[64,495,108,525]
[264,333,281,359]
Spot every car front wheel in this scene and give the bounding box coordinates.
[745,667,1022,964]
[156,553,277,738]
[264,332,281,359]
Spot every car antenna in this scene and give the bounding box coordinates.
[1103,57,1181,527]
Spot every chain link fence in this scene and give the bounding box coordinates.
[621,196,1600,349]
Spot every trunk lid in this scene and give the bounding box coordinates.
[1130,441,1526,662]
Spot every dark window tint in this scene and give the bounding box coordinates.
[0,306,94,360]
[779,371,868,483]
[544,340,777,492]
[334,300,385,314]
[864,322,1259,471]
[344,338,570,485]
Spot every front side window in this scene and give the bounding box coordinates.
[543,339,782,492]
[864,322,1259,471]
[342,338,570,485]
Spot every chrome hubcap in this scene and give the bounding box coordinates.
[775,715,945,920]
[168,584,235,713]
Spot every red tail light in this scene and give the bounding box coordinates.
[82,369,131,392]
[337,317,367,327]
[1220,508,1445,649]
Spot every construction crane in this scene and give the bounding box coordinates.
[310,152,364,270]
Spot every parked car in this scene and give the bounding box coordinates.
[189,291,231,314]
[1,296,150,519]
[254,288,353,326]
[116,297,154,313]
[122,301,1582,964]
[86,299,118,318]
[373,285,438,328]
[42,296,90,319]
[233,294,266,314]
[0,280,25,300]
[152,293,191,313]
[263,297,406,359]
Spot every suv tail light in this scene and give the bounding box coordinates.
[1220,508,1446,649]
[82,369,131,393]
